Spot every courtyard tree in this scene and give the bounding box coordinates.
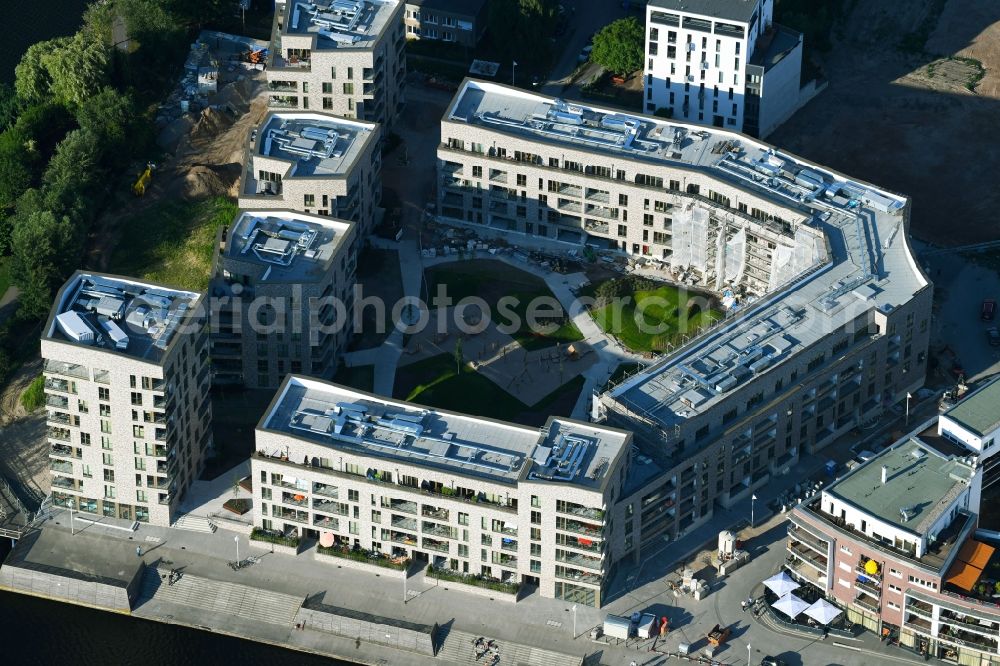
[591,17,645,78]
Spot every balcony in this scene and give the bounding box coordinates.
[45,395,69,409]
[556,534,602,553]
[312,482,339,499]
[93,369,111,385]
[47,411,74,426]
[267,80,298,92]
[314,501,349,518]
[500,538,518,552]
[493,524,518,537]
[391,515,417,531]
[274,508,308,524]
[49,460,74,475]
[281,492,308,508]
[382,498,417,514]
[422,505,449,521]
[50,444,79,459]
[148,476,170,490]
[557,502,604,522]
[422,537,449,553]
[44,378,76,394]
[853,594,879,613]
[904,613,932,633]
[158,492,172,505]
[313,515,339,530]
[387,530,417,547]
[937,626,1000,652]
[856,557,882,580]
[44,360,89,380]
[786,541,828,571]
[939,610,1000,638]
[906,599,934,619]
[788,524,829,555]
[557,518,602,538]
[268,95,299,109]
[854,577,881,598]
[556,566,601,586]
[492,553,518,568]
[556,551,603,571]
[51,476,79,491]
[47,427,71,443]
[422,521,456,539]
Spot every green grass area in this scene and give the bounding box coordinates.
[19,374,44,411]
[425,260,583,351]
[394,353,585,426]
[110,196,239,291]
[332,363,375,393]
[588,279,722,353]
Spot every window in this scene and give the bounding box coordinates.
[99,387,110,401]
[322,82,333,94]
[104,485,116,499]
[304,194,315,208]
[136,490,147,503]
[348,489,359,502]
[343,82,354,95]
[103,453,113,465]
[134,457,146,471]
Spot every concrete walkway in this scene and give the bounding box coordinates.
[343,234,424,396]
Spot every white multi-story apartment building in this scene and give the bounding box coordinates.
[210,210,359,388]
[267,0,406,128]
[252,375,632,607]
[238,111,382,237]
[437,78,932,552]
[644,0,804,137]
[42,273,212,527]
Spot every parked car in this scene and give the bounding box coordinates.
[577,44,593,63]
[760,658,787,666]
[982,298,996,321]
[988,326,1000,347]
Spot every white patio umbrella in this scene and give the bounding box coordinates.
[772,592,810,619]
[804,598,843,625]
[763,571,800,597]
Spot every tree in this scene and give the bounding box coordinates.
[13,38,67,104]
[591,17,645,77]
[0,129,34,213]
[9,210,80,319]
[42,129,104,222]
[0,84,20,133]
[43,32,112,108]
[487,0,558,67]
[77,88,144,167]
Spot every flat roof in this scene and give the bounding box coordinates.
[648,0,761,24]
[44,273,201,363]
[253,112,375,177]
[259,376,630,488]
[219,211,354,283]
[749,24,801,72]
[824,438,975,536]
[943,376,1000,437]
[443,81,927,441]
[284,0,399,50]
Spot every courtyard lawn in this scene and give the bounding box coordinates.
[332,363,375,393]
[424,260,583,351]
[589,280,723,353]
[110,196,239,291]
[394,353,585,426]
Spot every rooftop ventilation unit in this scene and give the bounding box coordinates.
[899,506,916,522]
[56,311,94,345]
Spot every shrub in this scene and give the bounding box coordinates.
[20,374,44,411]
[426,566,520,594]
[250,527,299,548]
[318,544,409,570]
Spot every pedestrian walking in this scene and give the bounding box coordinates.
[136,546,142,557]
[741,600,747,612]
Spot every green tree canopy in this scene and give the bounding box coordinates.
[14,33,110,109]
[10,210,80,319]
[14,39,68,104]
[591,17,645,77]
[487,0,558,67]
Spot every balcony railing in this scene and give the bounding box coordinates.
[905,599,934,618]
[557,519,602,538]
[45,395,69,409]
[556,551,602,571]
[312,482,339,499]
[787,542,828,571]
[44,360,89,380]
[47,428,71,443]
[44,378,76,394]
[391,515,417,531]
[556,567,602,586]
[52,477,78,490]
[388,531,417,547]
[49,460,74,475]
[313,515,339,529]
[788,525,829,554]
[382,498,417,515]
[50,444,79,459]
[855,578,881,597]
[853,595,879,613]
[422,506,449,521]
[500,539,518,552]
[557,504,604,521]
[556,534,602,553]
[422,522,456,539]
[281,493,308,507]
[422,538,449,553]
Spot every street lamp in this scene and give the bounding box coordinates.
[512,60,517,86]
[234,535,240,563]
[905,391,912,426]
[751,494,757,528]
[572,604,577,638]
[747,643,752,665]
[68,502,74,535]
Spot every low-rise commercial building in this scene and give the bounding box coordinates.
[267,0,406,127]
[252,375,632,607]
[42,273,212,527]
[238,111,381,237]
[404,0,489,47]
[209,210,358,388]
[787,378,1000,664]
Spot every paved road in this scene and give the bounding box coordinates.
[541,0,630,97]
